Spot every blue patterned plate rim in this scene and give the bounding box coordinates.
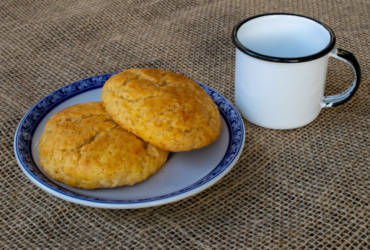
[14,73,245,209]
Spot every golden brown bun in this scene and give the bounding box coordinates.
[38,102,169,189]
[101,68,221,152]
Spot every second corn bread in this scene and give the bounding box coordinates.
[101,68,221,152]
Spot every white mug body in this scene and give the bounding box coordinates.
[232,13,361,130]
[235,49,329,129]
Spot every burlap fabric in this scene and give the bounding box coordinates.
[1,0,370,249]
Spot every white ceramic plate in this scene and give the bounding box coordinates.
[14,73,245,209]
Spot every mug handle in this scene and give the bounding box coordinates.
[323,48,361,107]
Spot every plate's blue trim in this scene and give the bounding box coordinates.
[15,74,244,204]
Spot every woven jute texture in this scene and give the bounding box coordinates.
[1,0,370,249]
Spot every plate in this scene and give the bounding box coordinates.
[14,73,245,209]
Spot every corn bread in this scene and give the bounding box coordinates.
[38,102,169,189]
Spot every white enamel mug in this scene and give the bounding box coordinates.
[232,13,361,129]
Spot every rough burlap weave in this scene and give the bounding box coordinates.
[1,0,370,249]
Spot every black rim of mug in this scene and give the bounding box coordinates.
[231,13,337,63]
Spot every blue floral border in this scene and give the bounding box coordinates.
[14,73,244,204]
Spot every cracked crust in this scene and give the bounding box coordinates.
[101,68,222,152]
[38,102,169,189]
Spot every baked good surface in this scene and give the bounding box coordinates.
[38,102,169,189]
[101,68,222,152]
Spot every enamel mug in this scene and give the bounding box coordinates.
[232,13,361,129]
